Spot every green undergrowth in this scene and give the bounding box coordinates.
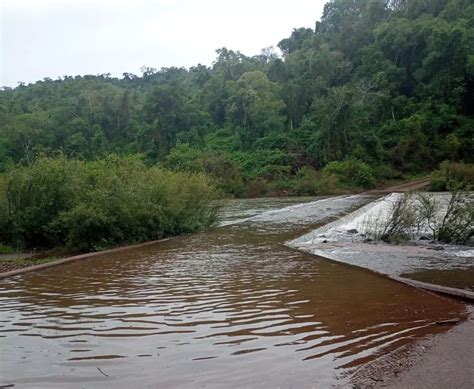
[0,155,219,252]
[0,244,17,254]
[163,144,383,197]
[431,161,474,191]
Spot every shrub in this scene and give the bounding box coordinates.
[380,193,418,243]
[163,144,245,196]
[417,192,473,244]
[0,244,16,254]
[367,191,473,245]
[0,157,81,247]
[0,155,219,251]
[162,144,202,172]
[293,167,342,195]
[323,159,376,189]
[431,161,474,191]
[231,149,294,181]
[372,164,403,180]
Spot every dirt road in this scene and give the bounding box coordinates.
[382,309,474,388]
[371,178,432,193]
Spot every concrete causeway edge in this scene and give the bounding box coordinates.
[0,238,170,280]
[287,243,474,302]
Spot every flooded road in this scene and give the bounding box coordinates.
[0,196,467,388]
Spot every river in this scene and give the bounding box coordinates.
[0,196,466,388]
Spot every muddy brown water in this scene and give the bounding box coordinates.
[0,196,467,388]
[402,268,474,292]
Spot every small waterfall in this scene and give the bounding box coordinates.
[287,193,400,246]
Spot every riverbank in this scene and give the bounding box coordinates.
[0,179,431,277]
[0,194,372,278]
[0,196,323,277]
[1,181,471,388]
[384,310,474,389]
[0,253,60,274]
[0,238,169,279]
[349,306,474,388]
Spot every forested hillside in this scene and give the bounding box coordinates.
[1,0,473,195]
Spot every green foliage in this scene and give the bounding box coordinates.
[290,167,341,195]
[204,129,241,152]
[0,0,472,193]
[226,71,285,145]
[0,244,16,254]
[0,157,80,247]
[0,156,218,251]
[231,149,295,182]
[163,144,244,196]
[323,159,376,189]
[302,84,383,165]
[431,161,474,191]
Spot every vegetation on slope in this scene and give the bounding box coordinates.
[1,0,472,195]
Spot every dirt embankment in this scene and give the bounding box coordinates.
[360,306,474,389]
[0,253,37,273]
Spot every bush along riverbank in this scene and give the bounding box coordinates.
[0,155,219,254]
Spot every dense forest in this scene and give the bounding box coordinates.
[1,0,473,197]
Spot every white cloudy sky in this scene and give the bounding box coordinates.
[0,0,326,87]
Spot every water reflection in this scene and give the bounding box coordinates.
[0,196,466,387]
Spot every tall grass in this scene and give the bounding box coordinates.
[0,155,219,251]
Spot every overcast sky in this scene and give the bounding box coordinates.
[0,0,326,87]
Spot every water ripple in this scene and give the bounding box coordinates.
[0,195,466,388]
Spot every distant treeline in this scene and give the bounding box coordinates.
[1,0,473,195]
